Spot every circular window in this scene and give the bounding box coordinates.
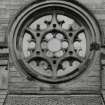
[8,0,101,83]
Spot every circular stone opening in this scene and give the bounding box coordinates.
[48,38,61,52]
[9,0,100,83]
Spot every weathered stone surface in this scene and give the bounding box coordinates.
[4,95,104,105]
[0,67,8,89]
[0,90,7,105]
[0,0,105,104]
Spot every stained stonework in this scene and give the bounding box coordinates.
[4,95,104,105]
[0,0,105,105]
[0,90,7,105]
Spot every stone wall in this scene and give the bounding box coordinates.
[0,0,105,105]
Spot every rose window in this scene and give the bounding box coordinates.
[9,0,100,83]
